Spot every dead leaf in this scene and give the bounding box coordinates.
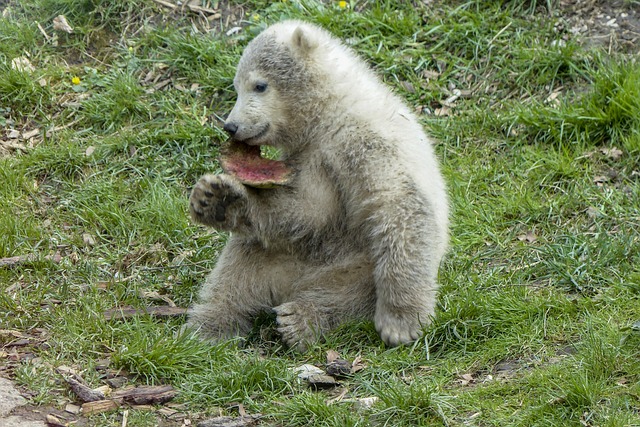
[422,69,440,80]
[52,15,74,33]
[600,147,623,161]
[46,414,67,426]
[351,355,366,373]
[82,233,96,246]
[10,57,35,73]
[545,90,562,106]
[443,89,462,106]
[459,373,474,386]
[586,206,602,218]
[85,146,95,157]
[434,106,451,117]
[154,79,172,90]
[593,175,609,185]
[517,231,537,243]
[326,388,349,404]
[226,26,242,36]
[140,290,176,307]
[326,349,340,363]
[399,81,415,94]
[7,129,20,139]
[22,129,40,139]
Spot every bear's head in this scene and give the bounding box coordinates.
[223,21,325,152]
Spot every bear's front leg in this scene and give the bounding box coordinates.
[374,300,435,347]
[189,174,251,232]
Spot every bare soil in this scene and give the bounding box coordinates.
[559,0,640,52]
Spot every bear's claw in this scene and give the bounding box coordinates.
[189,174,247,229]
[274,302,321,352]
[374,308,425,347]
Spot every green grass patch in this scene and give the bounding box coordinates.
[1,0,639,426]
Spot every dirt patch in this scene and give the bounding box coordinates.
[558,0,640,53]
[8,404,87,426]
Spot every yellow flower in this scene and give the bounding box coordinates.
[338,1,347,8]
[252,13,260,21]
[71,76,81,85]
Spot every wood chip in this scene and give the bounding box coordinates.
[104,376,129,389]
[325,359,352,378]
[292,364,324,380]
[353,396,379,410]
[306,374,340,390]
[64,376,105,402]
[196,415,261,427]
[81,399,119,415]
[111,385,176,405]
[65,403,81,414]
[46,413,67,426]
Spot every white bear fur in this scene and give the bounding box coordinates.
[187,20,449,351]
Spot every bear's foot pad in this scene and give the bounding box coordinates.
[274,302,322,352]
[375,309,424,347]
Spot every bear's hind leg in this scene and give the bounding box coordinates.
[186,239,304,344]
[274,255,375,352]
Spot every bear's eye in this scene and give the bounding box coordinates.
[254,82,268,93]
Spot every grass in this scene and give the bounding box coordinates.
[1,0,639,426]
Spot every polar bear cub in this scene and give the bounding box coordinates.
[188,20,449,351]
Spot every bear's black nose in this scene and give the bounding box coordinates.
[223,122,238,136]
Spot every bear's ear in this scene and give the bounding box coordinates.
[292,26,318,55]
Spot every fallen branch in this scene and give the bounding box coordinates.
[63,376,105,403]
[103,306,187,320]
[82,399,119,415]
[112,385,177,405]
[0,252,62,267]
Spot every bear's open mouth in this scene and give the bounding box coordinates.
[220,140,294,189]
[241,124,270,145]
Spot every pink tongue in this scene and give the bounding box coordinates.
[219,140,293,188]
